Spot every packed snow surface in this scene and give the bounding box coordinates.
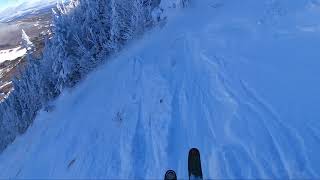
[1,0,320,179]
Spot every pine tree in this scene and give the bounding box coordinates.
[0,0,187,152]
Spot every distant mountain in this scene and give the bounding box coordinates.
[0,0,59,23]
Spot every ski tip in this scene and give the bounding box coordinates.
[189,148,200,156]
[164,170,177,180]
[188,148,203,179]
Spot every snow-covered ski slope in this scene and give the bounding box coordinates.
[1,0,320,178]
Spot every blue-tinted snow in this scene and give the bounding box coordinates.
[0,0,319,178]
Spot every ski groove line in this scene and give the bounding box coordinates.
[240,80,310,177]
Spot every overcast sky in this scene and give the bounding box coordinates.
[0,0,23,9]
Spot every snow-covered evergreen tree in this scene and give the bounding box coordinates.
[0,0,188,152]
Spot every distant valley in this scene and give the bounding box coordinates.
[0,3,55,100]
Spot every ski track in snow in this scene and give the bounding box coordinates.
[1,0,320,178]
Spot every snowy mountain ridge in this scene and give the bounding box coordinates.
[0,0,58,22]
[0,0,320,179]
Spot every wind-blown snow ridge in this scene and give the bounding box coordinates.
[0,0,320,179]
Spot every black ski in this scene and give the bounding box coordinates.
[164,170,177,180]
[188,148,203,180]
